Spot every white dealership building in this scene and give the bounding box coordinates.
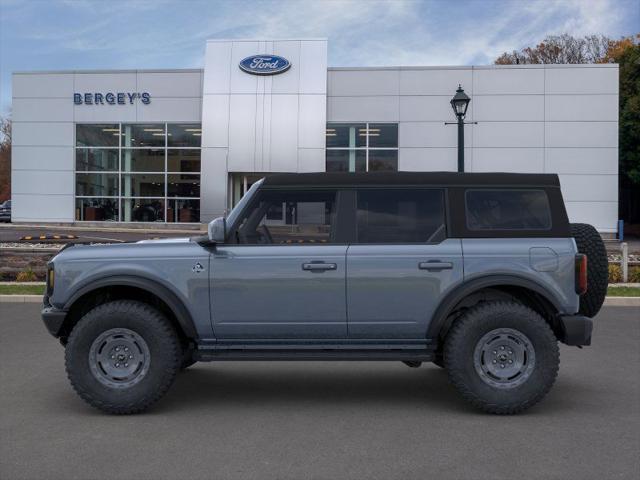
[11,39,619,233]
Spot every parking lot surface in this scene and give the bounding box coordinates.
[1,304,638,480]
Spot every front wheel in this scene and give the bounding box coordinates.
[65,300,182,414]
[444,301,559,414]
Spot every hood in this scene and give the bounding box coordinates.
[136,237,192,244]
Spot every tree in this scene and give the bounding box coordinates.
[495,34,610,64]
[495,34,640,227]
[0,116,10,202]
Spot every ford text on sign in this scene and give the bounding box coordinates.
[239,55,291,75]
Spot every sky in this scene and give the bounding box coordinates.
[0,0,638,115]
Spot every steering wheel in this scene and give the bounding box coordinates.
[258,224,273,244]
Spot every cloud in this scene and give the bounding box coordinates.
[1,0,637,114]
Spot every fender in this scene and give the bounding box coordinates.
[426,274,563,340]
[63,275,198,339]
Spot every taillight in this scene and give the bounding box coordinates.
[575,254,587,295]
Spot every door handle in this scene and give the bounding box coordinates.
[419,261,453,271]
[302,262,337,272]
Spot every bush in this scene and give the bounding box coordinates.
[629,266,640,283]
[608,264,622,283]
[16,268,37,282]
[609,264,640,283]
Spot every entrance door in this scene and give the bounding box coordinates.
[346,188,463,339]
[211,188,348,339]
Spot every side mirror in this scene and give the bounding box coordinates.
[208,216,226,243]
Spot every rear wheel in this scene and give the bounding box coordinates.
[444,301,559,414]
[65,300,181,414]
[571,223,608,318]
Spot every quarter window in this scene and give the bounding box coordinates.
[233,190,337,245]
[465,189,552,230]
[326,123,398,172]
[356,189,446,243]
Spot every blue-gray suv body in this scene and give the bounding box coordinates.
[42,172,607,414]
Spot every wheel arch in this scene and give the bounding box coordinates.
[59,275,197,343]
[427,275,563,342]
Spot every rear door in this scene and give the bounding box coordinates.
[346,188,463,339]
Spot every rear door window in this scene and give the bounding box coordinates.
[465,189,551,231]
[356,189,446,243]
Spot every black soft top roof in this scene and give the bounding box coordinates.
[262,172,561,188]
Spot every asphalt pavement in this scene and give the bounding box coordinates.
[1,304,638,480]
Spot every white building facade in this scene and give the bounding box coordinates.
[11,39,619,232]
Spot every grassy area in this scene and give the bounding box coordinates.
[0,284,45,295]
[607,286,640,297]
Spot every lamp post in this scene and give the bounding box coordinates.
[447,85,473,173]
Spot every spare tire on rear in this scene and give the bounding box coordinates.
[571,223,608,318]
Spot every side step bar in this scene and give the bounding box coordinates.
[194,348,435,362]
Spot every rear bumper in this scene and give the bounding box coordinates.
[558,314,593,346]
[41,305,67,338]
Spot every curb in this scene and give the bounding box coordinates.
[603,297,640,306]
[0,223,204,234]
[0,295,43,303]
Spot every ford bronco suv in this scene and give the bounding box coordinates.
[42,172,607,415]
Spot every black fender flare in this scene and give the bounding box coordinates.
[426,274,563,340]
[63,275,198,339]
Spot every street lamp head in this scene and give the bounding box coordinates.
[450,84,470,119]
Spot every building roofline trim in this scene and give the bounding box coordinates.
[328,63,618,71]
[13,68,204,75]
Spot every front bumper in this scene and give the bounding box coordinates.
[41,305,67,338]
[558,314,593,346]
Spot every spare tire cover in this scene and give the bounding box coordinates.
[571,223,608,318]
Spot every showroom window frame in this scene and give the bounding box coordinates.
[74,122,202,223]
[325,122,399,172]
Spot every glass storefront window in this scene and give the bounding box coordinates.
[121,149,165,172]
[121,174,165,197]
[326,150,366,172]
[76,124,120,147]
[368,124,398,148]
[368,150,398,171]
[326,122,398,173]
[167,149,200,173]
[168,124,202,147]
[326,123,366,148]
[167,199,200,223]
[167,174,200,197]
[75,123,201,223]
[75,198,119,221]
[121,124,165,148]
[121,199,165,222]
[76,173,119,196]
[75,148,118,171]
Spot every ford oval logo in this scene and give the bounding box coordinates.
[239,55,291,75]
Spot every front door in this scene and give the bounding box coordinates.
[346,188,463,339]
[211,188,347,339]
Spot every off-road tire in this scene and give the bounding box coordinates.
[444,301,559,414]
[570,223,608,318]
[65,300,181,414]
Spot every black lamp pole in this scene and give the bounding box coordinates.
[447,85,473,173]
[457,112,464,172]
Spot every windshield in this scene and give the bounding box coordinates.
[225,178,264,227]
